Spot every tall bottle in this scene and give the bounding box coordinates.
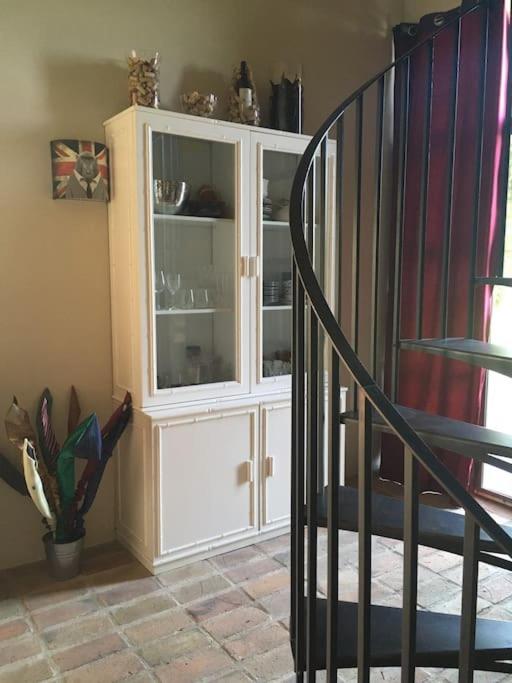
[237,61,253,109]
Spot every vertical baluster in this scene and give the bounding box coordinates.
[307,162,316,256]
[318,137,328,490]
[372,77,385,380]
[401,448,419,682]
[330,120,344,683]
[495,2,512,278]
[306,167,319,679]
[358,389,372,682]
[459,516,479,682]
[415,40,434,340]
[326,345,340,682]
[391,57,411,403]
[335,117,344,326]
[467,6,489,336]
[319,137,328,285]
[290,252,304,673]
[306,310,319,681]
[440,19,461,338]
[352,96,363,411]
[292,254,306,679]
[291,254,297,670]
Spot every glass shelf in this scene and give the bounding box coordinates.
[154,214,233,226]
[263,220,318,228]
[263,220,289,228]
[156,308,232,315]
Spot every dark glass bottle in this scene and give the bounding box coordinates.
[237,61,253,108]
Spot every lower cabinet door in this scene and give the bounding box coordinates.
[261,401,291,530]
[157,406,258,559]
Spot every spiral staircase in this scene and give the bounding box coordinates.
[288,1,512,680]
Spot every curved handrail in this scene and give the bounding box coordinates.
[289,0,512,558]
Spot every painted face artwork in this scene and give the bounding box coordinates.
[50,140,109,201]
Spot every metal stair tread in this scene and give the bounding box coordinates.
[474,276,512,286]
[341,404,512,459]
[294,599,512,670]
[311,485,512,558]
[399,338,512,377]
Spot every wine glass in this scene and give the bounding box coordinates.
[155,270,166,310]
[165,273,181,309]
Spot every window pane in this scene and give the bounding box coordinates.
[482,137,512,497]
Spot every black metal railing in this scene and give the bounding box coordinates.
[289,1,512,681]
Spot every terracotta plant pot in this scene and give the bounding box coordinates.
[43,532,84,581]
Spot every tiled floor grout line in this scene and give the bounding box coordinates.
[1,570,221,680]
[3,533,512,682]
[18,546,287,681]
[142,545,289,680]
[35,587,160,682]
[0,593,64,682]
[207,543,294,681]
[186,549,290,681]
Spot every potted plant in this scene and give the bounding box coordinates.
[1,388,132,580]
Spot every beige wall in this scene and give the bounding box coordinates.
[403,0,457,22]
[0,0,401,570]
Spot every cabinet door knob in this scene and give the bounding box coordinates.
[265,456,275,477]
[240,256,259,278]
[243,460,254,483]
[248,256,259,278]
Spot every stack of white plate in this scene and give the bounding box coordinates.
[281,279,292,305]
[263,197,273,220]
[263,280,281,306]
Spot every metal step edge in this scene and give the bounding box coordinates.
[307,486,512,565]
[399,338,512,378]
[474,276,512,287]
[292,598,512,671]
[340,404,512,460]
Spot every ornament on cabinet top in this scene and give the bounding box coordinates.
[270,73,304,134]
[128,50,160,108]
[51,140,109,201]
[227,61,260,126]
[181,92,218,118]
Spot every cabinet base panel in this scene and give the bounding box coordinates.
[115,525,290,575]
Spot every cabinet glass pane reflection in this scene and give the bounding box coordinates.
[261,150,299,379]
[152,132,237,390]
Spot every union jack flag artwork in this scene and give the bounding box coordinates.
[51,140,109,202]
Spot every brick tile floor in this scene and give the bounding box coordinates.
[1,530,512,681]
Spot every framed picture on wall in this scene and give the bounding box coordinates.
[51,140,109,201]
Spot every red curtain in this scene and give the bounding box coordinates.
[380,0,511,492]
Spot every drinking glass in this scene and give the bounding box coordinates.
[155,270,166,310]
[165,272,181,309]
[177,288,194,309]
[215,272,231,308]
[194,288,210,309]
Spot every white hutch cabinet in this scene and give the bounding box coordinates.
[104,106,346,573]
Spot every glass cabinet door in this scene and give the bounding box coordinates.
[260,148,297,384]
[254,137,325,390]
[148,126,247,401]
